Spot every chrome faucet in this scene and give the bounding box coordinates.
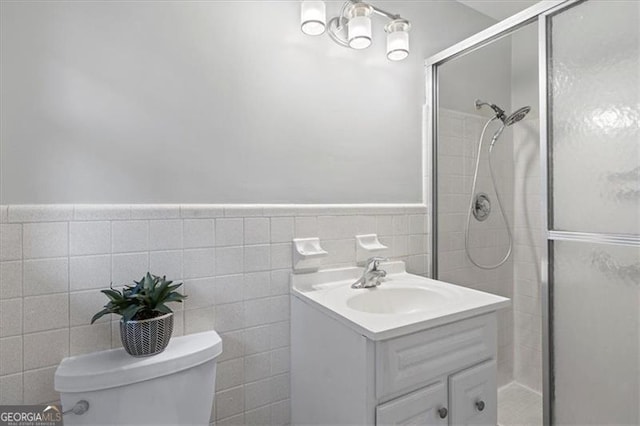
[351,257,389,289]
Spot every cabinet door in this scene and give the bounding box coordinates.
[448,359,497,426]
[376,381,448,426]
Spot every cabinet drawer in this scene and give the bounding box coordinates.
[376,381,448,426]
[449,359,497,426]
[376,314,497,400]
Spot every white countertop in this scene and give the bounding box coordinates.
[291,261,510,340]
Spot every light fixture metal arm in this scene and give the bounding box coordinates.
[327,16,350,47]
[370,5,401,20]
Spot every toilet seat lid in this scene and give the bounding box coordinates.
[55,330,222,392]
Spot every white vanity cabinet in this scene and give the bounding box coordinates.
[291,296,500,426]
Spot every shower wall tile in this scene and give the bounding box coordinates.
[183,248,216,279]
[0,261,23,299]
[111,220,149,253]
[270,217,294,243]
[69,221,111,255]
[0,373,23,405]
[243,272,270,301]
[270,243,292,270]
[22,293,68,333]
[23,366,58,404]
[437,109,516,386]
[0,225,22,261]
[0,203,429,425]
[7,205,73,223]
[213,275,244,305]
[0,299,22,337]
[23,258,68,296]
[244,245,271,272]
[70,323,112,356]
[244,218,270,245]
[149,250,183,280]
[70,290,110,326]
[245,404,271,426]
[216,246,244,276]
[185,278,217,310]
[512,115,543,393]
[184,219,216,248]
[23,329,69,370]
[0,336,23,375]
[294,216,317,238]
[184,307,216,335]
[149,220,183,251]
[22,222,68,259]
[112,252,149,285]
[217,358,245,391]
[216,218,244,247]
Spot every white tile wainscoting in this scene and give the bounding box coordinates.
[0,204,429,425]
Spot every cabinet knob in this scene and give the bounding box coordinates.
[475,400,485,412]
[438,407,448,419]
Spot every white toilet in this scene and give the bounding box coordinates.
[55,330,222,425]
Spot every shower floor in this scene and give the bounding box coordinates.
[498,382,542,426]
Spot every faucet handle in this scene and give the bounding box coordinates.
[365,256,389,271]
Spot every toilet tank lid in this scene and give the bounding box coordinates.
[54,330,222,393]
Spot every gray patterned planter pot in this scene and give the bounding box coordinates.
[120,313,174,357]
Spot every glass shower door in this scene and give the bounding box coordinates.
[545,0,640,424]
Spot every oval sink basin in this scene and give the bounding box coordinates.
[346,287,448,315]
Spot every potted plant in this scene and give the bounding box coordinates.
[91,273,187,357]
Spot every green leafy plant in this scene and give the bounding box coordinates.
[91,273,187,324]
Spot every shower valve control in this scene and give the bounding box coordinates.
[472,193,491,222]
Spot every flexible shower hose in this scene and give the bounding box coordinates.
[464,117,514,270]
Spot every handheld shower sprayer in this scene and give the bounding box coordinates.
[475,100,532,147]
[465,100,532,270]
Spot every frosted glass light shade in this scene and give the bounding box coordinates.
[387,31,409,61]
[385,19,410,61]
[348,16,372,49]
[301,1,326,36]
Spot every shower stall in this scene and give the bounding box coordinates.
[426,1,639,425]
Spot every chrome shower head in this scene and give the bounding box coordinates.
[487,105,532,147]
[476,100,530,126]
[475,99,506,123]
[504,106,531,126]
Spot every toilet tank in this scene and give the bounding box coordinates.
[55,331,222,426]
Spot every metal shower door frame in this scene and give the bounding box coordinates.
[539,2,640,424]
[424,1,576,424]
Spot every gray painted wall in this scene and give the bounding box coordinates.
[1,1,494,204]
[438,34,512,116]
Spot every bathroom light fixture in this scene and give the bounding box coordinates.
[346,2,373,49]
[301,0,327,36]
[385,19,410,61]
[300,0,411,61]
